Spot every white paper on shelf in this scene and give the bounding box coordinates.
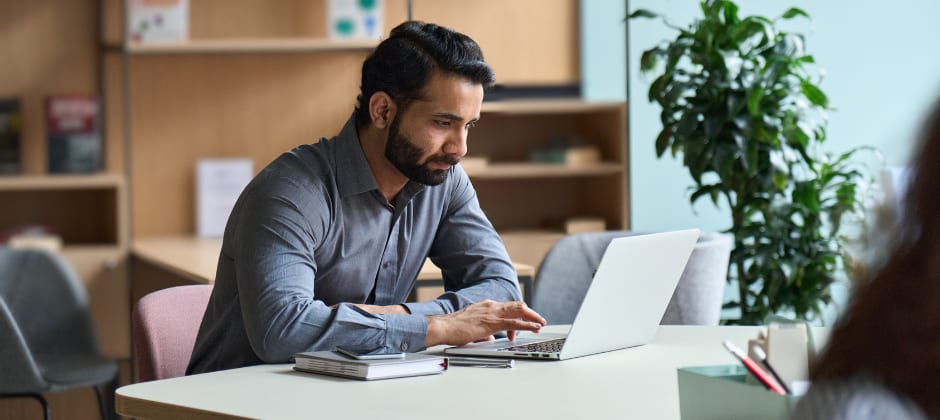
[126,0,190,43]
[196,158,253,238]
[327,0,384,40]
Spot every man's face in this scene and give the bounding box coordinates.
[383,72,484,186]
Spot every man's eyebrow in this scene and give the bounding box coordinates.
[432,112,480,123]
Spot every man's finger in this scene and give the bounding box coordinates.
[502,318,543,333]
[500,302,547,326]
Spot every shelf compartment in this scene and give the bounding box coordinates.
[0,174,124,246]
[472,176,626,232]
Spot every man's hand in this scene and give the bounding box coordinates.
[424,300,546,347]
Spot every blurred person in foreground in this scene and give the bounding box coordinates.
[791,97,940,419]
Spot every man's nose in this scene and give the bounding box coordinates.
[443,130,468,157]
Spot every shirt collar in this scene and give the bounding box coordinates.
[335,114,379,198]
[334,113,427,200]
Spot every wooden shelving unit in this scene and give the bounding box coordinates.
[103,0,624,269]
[455,98,629,267]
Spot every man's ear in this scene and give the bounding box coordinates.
[369,92,397,130]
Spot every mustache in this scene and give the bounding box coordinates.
[426,155,461,166]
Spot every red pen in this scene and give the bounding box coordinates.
[722,340,787,395]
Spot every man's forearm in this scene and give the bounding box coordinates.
[353,303,411,315]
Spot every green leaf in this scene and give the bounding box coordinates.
[640,49,659,72]
[690,184,722,205]
[781,7,810,20]
[628,9,659,19]
[655,129,672,157]
[746,88,763,117]
[795,55,816,64]
[793,182,821,214]
[649,75,668,103]
[676,112,699,137]
[836,183,856,206]
[722,1,739,25]
[772,171,788,191]
[801,81,829,108]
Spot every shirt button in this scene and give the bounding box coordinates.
[383,261,391,268]
[400,342,409,351]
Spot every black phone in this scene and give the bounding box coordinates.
[334,347,406,360]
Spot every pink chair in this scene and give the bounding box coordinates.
[132,285,213,382]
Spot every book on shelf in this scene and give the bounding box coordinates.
[0,98,21,174]
[529,136,601,167]
[294,350,447,381]
[127,0,189,43]
[564,217,606,234]
[46,95,102,174]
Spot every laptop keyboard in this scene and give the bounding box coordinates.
[502,338,566,353]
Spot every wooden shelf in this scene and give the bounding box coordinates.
[121,38,379,54]
[464,162,623,179]
[481,99,625,114]
[0,174,124,191]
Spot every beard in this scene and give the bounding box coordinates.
[384,115,459,186]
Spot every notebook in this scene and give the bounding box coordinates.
[444,229,700,360]
[294,351,447,380]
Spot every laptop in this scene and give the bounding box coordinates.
[444,229,700,360]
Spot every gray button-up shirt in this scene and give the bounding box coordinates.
[187,115,520,374]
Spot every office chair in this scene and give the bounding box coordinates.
[133,284,213,382]
[530,231,731,325]
[0,247,118,420]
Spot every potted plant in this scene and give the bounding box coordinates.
[630,1,875,324]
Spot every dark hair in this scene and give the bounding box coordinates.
[811,98,940,417]
[355,21,496,128]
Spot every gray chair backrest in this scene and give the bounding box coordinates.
[530,231,730,325]
[0,297,47,392]
[0,247,102,393]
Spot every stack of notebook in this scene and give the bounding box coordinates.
[294,351,447,381]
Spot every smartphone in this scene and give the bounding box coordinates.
[334,347,406,360]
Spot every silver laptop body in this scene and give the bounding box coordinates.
[443,229,700,360]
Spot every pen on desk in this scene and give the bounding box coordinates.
[751,345,791,395]
[722,341,787,395]
[446,357,514,368]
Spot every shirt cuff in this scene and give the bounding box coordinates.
[402,300,447,316]
[385,314,429,352]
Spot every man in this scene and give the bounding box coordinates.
[187,21,546,374]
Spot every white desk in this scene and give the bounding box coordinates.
[115,325,805,419]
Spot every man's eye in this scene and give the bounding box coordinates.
[466,121,478,130]
[434,120,451,127]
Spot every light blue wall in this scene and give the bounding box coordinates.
[619,0,940,233]
[581,0,626,101]
[584,0,940,321]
